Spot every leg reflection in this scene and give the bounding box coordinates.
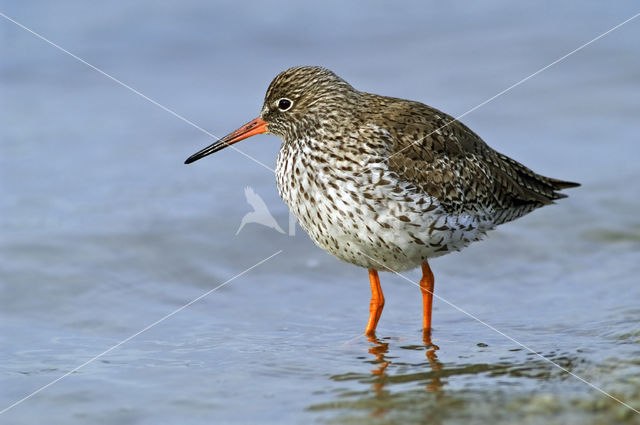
[367,334,390,378]
[363,330,444,419]
[423,329,443,392]
[367,334,390,417]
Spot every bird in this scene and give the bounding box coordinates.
[185,66,579,336]
[236,186,285,235]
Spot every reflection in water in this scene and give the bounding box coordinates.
[364,331,444,420]
[366,335,390,418]
[311,333,588,424]
[422,330,443,393]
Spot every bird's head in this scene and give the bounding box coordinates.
[185,66,358,164]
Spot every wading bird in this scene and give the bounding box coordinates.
[185,66,579,335]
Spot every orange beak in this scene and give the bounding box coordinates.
[184,116,268,164]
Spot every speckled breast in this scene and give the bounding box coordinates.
[275,137,489,272]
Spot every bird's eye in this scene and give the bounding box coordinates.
[277,98,293,111]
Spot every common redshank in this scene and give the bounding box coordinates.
[185,66,579,335]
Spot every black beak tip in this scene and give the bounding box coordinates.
[184,151,205,165]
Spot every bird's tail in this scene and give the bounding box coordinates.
[546,177,581,190]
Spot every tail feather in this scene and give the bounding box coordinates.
[492,152,579,204]
[546,177,581,190]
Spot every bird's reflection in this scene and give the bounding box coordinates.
[366,335,391,417]
[367,335,391,378]
[422,329,443,392]
[366,329,444,398]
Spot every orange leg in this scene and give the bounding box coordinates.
[365,269,385,335]
[420,260,435,330]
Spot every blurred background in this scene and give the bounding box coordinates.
[1,1,640,424]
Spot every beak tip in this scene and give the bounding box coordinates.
[183,116,267,166]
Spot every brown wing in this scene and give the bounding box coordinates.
[366,95,579,219]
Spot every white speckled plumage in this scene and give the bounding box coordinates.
[276,132,490,272]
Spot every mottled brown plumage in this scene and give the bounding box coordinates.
[374,96,577,221]
[185,66,579,334]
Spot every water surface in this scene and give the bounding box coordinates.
[2,1,640,424]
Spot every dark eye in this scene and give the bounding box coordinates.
[277,98,292,111]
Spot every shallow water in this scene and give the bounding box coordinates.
[2,1,640,424]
